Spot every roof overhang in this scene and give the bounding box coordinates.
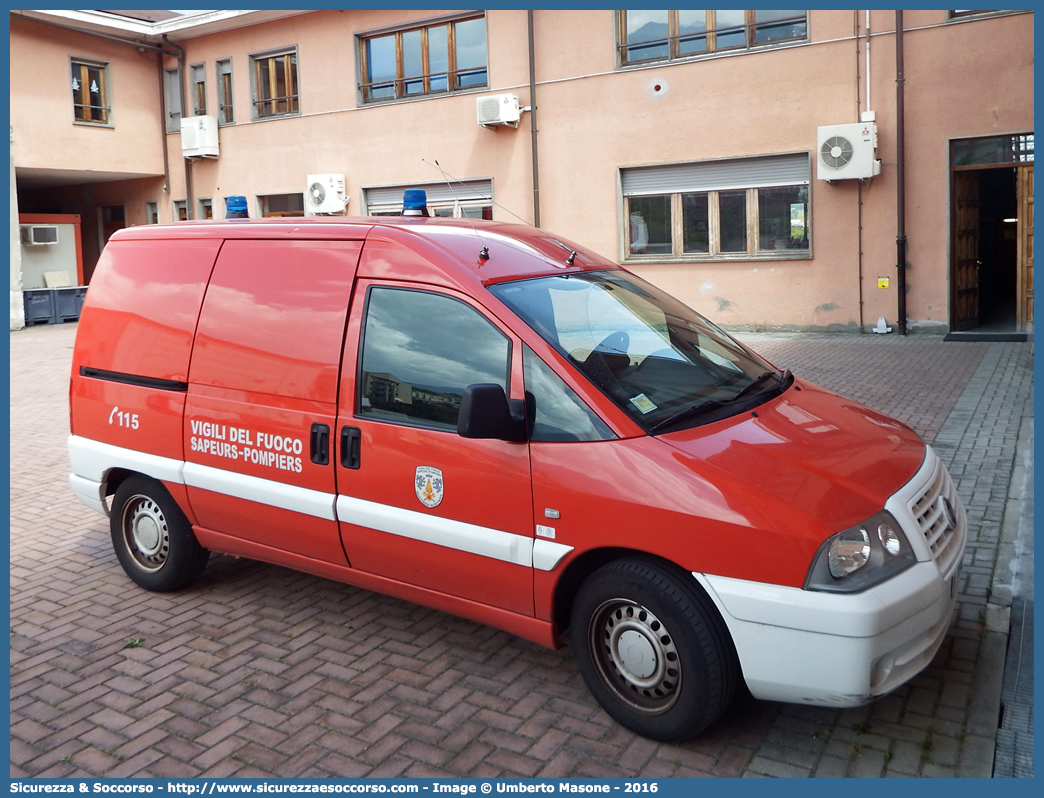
[16,166,164,191]
[12,10,312,43]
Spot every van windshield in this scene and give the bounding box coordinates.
[490,270,789,433]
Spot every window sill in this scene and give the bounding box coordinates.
[624,251,812,265]
[617,38,807,71]
[358,85,488,109]
[251,112,302,122]
[947,10,1031,23]
[73,120,113,129]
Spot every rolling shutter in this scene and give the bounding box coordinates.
[622,153,810,196]
[364,179,493,212]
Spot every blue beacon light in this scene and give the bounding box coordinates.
[402,189,429,217]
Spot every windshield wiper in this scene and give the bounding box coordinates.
[730,369,786,403]
[649,369,792,433]
[650,397,733,433]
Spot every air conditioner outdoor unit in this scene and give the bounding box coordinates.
[305,173,348,214]
[181,115,219,158]
[817,123,880,180]
[477,93,521,128]
[19,225,59,246]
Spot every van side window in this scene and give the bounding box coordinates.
[523,345,615,442]
[359,287,510,430]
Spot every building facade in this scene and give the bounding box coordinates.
[9,9,1034,336]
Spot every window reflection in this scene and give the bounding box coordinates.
[359,288,510,430]
[629,196,672,255]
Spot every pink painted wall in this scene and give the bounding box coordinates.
[13,10,1033,331]
[10,16,165,176]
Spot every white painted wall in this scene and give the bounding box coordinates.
[10,127,25,330]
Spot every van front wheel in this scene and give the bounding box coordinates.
[570,558,738,742]
[110,475,209,592]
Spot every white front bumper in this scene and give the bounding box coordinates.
[696,445,966,707]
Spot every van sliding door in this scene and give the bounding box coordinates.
[184,239,362,564]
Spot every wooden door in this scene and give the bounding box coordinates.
[952,172,980,331]
[1017,165,1034,332]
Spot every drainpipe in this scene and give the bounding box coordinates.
[855,12,864,331]
[528,10,541,228]
[895,11,908,335]
[157,52,170,197]
[164,35,194,220]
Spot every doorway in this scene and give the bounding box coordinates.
[949,134,1033,338]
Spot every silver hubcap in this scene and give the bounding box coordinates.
[591,599,681,713]
[122,495,170,572]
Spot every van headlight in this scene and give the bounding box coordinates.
[805,511,917,593]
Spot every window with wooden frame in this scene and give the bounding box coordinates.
[216,59,234,124]
[618,10,807,65]
[198,198,213,220]
[358,13,487,103]
[71,59,110,124]
[251,48,299,119]
[259,193,305,217]
[190,64,207,116]
[173,200,188,221]
[622,154,810,261]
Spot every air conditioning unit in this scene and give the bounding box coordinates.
[181,115,219,158]
[19,225,59,246]
[305,173,348,214]
[477,93,521,128]
[817,123,880,180]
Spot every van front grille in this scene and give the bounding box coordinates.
[909,458,963,576]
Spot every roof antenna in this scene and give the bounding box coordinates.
[433,159,491,264]
[423,158,531,225]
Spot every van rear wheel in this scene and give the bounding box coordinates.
[110,475,209,592]
[570,558,738,742]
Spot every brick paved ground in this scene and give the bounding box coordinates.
[10,323,1032,778]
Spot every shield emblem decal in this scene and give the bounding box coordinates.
[415,466,444,508]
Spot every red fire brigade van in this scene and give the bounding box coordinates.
[69,199,965,741]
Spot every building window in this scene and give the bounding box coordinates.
[259,193,305,217]
[358,14,487,103]
[952,134,1034,167]
[363,179,493,218]
[173,200,188,221]
[216,59,234,124]
[71,59,110,124]
[251,48,298,118]
[164,67,182,132]
[190,64,207,116]
[146,202,158,224]
[622,154,810,260]
[198,198,213,219]
[618,10,807,65]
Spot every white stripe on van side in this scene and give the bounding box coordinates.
[183,462,338,521]
[69,436,574,571]
[533,539,575,572]
[69,435,185,485]
[336,495,534,567]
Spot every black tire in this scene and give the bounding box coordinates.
[570,558,738,742]
[110,475,209,592]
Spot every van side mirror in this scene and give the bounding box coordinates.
[457,384,527,442]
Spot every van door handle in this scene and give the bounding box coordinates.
[340,426,361,470]
[310,423,330,465]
